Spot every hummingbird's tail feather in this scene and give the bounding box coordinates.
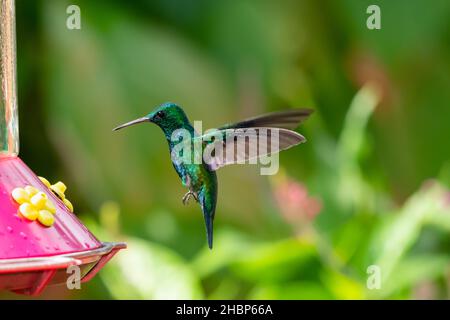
[198,185,217,250]
[204,210,213,250]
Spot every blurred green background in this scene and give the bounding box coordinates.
[2,0,450,299]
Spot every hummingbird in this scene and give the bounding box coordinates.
[113,102,312,249]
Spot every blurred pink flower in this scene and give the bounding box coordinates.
[444,191,450,208]
[273,178,322,224]
[413,281,437,300]
[421,179,450,209]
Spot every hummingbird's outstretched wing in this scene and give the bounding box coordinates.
[218,108,313,130]
[194,109,312,170]
[198,127,306,170]
[197,108,312,169]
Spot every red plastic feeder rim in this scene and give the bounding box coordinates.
[0,0,125,295]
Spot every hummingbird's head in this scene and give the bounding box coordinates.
[113,102,189,132]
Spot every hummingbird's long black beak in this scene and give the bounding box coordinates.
[112,116,150,131]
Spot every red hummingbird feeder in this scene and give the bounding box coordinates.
[0,0,125,295]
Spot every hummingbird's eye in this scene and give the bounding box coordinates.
[156,111,165,119]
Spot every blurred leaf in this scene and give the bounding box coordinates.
[249,282,333,300]
[337,84,380,211]
[101,237,203,299]
[191,229,255,278]
[372,182,450,285]
[230,238,317,283]
[321,269,365,299]
[370,254,450,298]
[192,229,317,283]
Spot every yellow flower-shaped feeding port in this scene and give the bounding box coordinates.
[38,177,74,213]
[11,186,56,227]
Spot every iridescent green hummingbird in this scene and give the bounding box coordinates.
[113,102,312,249]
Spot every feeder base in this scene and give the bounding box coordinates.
[0,241,126,295]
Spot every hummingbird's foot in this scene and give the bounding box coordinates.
[182,191,198,205]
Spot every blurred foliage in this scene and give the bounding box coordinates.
[2,0,449,299]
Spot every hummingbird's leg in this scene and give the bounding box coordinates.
[182,175,197,204]
[182,190,199,205]
[182,192,190,205]
[182,191,193,205]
